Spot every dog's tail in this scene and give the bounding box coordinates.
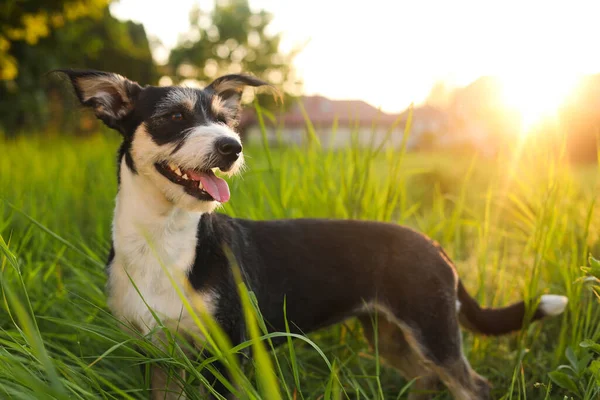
[456,280,568,335]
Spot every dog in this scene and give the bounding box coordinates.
[57,69,568,400]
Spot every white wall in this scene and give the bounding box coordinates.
[245,125,415,149]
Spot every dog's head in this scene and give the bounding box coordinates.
[58,69,271,213]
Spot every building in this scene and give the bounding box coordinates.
[240,95,450,150]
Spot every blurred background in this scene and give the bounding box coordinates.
[2,0,600,162]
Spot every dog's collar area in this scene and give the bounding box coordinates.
[154,162,231,202]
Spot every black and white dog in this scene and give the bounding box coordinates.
[58,69,567,400]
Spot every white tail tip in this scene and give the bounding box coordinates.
[539,294,568,317]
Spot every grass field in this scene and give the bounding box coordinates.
[1,126,600,399]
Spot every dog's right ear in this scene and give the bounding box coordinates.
[54,69,142,132]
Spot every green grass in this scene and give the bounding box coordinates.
[1,124,600,399]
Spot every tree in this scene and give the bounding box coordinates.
[425,81,453,109]
[167,0,301,109]
[0,0,109,80]
[559,74,600,162]
[0,3,157,135]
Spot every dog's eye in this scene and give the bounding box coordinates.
[216,114,228,124]
[171,112,184,121]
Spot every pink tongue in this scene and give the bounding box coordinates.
[186,169,230,203]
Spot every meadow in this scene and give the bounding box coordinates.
[1,123,599,399]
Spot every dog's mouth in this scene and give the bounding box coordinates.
[155,162,231,203]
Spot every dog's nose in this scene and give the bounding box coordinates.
[216,137,242,158]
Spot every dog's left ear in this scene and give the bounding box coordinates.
[54,69,142,132]
[206,74,278,122]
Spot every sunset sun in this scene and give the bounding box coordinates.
[498,73,581,133]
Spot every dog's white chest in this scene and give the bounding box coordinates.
[106,183,215,335]
[108,233,195,332]
[108,223,202,334]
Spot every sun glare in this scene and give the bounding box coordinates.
[498,73,581,133]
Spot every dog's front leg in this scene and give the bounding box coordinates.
[151,365,186,400]
[149,328,189,400]
[196,316,247,400]
[198,359,234,400]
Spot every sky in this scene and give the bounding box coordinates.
[111,0,600,114]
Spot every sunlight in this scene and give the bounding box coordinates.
[498,73,581,133]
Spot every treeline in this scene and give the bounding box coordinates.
[0,0,300,136]
[1,0,155,134]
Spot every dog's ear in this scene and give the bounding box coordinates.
[55,69,142,131]
[206,74,279,122]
